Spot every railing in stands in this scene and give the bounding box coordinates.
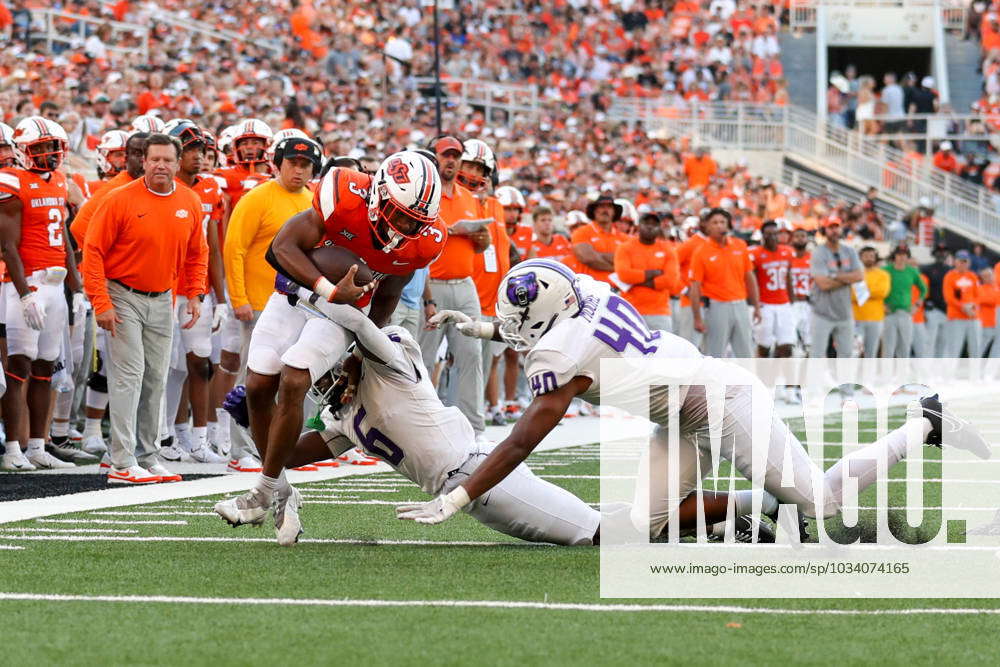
[789,0,966,32]
[854,112,1000,159]
[606,100,1000,249]
[140,10,283,55]
[29,9,149,59]
[412,77,539,120]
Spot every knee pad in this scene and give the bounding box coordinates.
[87,371,108,394]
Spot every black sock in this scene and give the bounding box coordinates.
[51,435,69,446]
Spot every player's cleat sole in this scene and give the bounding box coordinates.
[274,486,304,547]
[312,459,340,468]
[214,489,270,527]
[291,464,319,471]
[919,394,991,459]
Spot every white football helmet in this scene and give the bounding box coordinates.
[495,185,526,209]
[131,115,165,134]
[12,116,69,172]
[230,118,273,168]
[615,198,639,224]
[368,150,442,252]
[266,128,309,164]
[457,138,495,191]
[217,124,239,167]
[495,259,584,352]
[0,122,16,168]
[565,210,589,228]
[96,129,130,176]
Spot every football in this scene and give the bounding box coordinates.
[308,244,374,286]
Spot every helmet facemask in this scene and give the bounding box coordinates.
[370,184,435,253]
[22,138,65,172]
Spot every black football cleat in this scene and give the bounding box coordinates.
[917,394,991,459]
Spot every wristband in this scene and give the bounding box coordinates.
[424,299,436,307]
[314,276,338,302]
[445,485,471,509]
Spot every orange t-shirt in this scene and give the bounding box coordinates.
[429,183,481,280]
[471,196,511,317]
[613,238,680,315]
[71,170,133,247]
[683,155,717,189]
[979,282,1000,328]
[0,168,69,278]
[569,222,625,283]
[676,232,709,306]
[83,179,208,314]
[942,269,980,320]
[533,233,573,264]
[689,236,752,302]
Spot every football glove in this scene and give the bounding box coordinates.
[427,310,495,339]
[395,486,470,525]
[20,292,46,330]
[212,303,230,331]
[222,385,249,428]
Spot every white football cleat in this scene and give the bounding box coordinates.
[68,428,84,443]
[337,448,378,466]
[158,443,188,462]
[147,461,183,482]
[81,435,108,455]
[917,394,992,460]
[27,448,75,469]
[214,488,270,527]
[189,444,226,464]
[107,465,160,484]
[274,486,304,546]
[1,450,36,471]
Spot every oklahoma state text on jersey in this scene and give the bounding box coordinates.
[312,167,446,278]
[0,168,68,278]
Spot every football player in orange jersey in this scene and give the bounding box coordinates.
[0,117,84,471]
[157,120,229,464]
[495,185,533,260]
[214,119,273,208]
[215,151,447,531]
[789,227,813,353]
[90,130,129,195]
[750,220,797,358]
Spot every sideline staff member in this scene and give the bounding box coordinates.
[83,133,208,484]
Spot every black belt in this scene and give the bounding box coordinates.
[111,279,169,297]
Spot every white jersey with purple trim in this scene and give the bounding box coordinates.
[524,275,704,423]
[322,332,470,494]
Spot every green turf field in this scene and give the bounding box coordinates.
[4,410,1000,665]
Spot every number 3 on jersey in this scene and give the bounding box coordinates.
[48,208,64,247]
[593,295,660,354]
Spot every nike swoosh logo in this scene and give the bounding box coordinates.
[137,213,147,218]
[481,492,491,507]
[392,260,409,266]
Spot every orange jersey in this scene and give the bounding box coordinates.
[83,179,207,314]
[789,251,812,300]
[532,233,573,263]
[312,167,446,290]
[943,269,980,320]
[215,165,269,208]
[430,183,482,280]
[69,172,92,200]
[749,244,794,305]
[0,168,69,278]
[507,223,535,259]
[471,196,511,317]
[189,174,225,232]
[690,236,752,302]
[569,222,626,283]
[613,238,680,316]
[71,170,133,247]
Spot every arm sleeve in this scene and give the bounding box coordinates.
[222,190,259,309]
[181,198,209,299]
[82,196,116,315]
[613,245,645,285]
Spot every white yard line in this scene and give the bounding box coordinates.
[5,527,139,534]
[1,591,999,615]
[37,518,189,526]
[0,534,530,547]
[0,546,24,551]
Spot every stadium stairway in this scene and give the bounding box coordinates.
[779,31,818,112]
[945,32,983,113]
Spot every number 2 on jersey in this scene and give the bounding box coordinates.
[47,208,64,247]
[593,295,660,354]
[352,406,404,465]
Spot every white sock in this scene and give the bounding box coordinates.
[83,418,102,439]
[4,441,22,455]
[51,420,70,438]
[26,438,45,453]
[216,410,231,442]
[732,489,779,517]
[192,426,207,449]
[824,419,929,506]
[254,474,279,504]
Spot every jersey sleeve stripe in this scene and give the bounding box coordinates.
[319,168,337,220]
[0,172,20,192]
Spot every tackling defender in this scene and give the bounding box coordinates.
[397,259,990,537]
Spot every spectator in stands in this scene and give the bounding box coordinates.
[613,212,681,332]
[689,207,760,358]
[882,246,927,358]
[570,195,623,284]
[82,134,207,484]
[979,266,1000,357]
[920,244,952,357]
[810,217,863,358]
[852,247,891,358]
[943,250,982,357]
[530,206,571,262]
[970,242,992,272]
[882,72,905,134]
[684,147,718,190]
[933,141,959,173]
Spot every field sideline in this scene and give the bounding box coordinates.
[5,406,1000,664]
